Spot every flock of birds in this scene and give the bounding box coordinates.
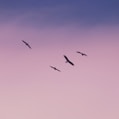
[22,40,87,72]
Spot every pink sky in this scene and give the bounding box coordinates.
[0,22,119,119]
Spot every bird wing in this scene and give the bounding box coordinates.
[83,54,87,56]
[50,66,61,72]
[64,55,74,66]
[76,51,82,54]
[68,60,74,66]
[22,40,32,49]
[27,44,32,49]
[56,69,61,72]
[22,40,27,44]
[64,55,69,62]
[77,51,87,56]
[50,66,55,69]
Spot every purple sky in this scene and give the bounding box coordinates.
[0,0,119,119]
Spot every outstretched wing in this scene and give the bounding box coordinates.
[50,66,61,72]
[55,68,61,72]
[26,43,32,49]
[68,60,74,66]
[22,40,32,49]
[76,51,82,54]
[83,53,87,56]
[22,40,26,44]
[50,66,55,69]
[76,51,87,56]
[64,55,69,62]
[64,55,74,66]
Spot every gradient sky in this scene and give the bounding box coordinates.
[0,0,119,119]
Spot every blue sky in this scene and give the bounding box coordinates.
[0,0,119,27]
[0,0,118,47]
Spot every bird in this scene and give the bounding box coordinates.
[76,51,87,56]
[50,66,61,72]
[64,55,74,66]
[22,40,32,49]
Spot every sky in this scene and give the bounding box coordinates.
[0,0,119,119]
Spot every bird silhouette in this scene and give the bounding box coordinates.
[64,55,74,66]
[22,40,32,49]
[50,66,61,72]
[76,51,87,56]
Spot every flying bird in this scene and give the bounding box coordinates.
[76,51,87,56]
[50,66,61,72]
[22,40,32,49]
[64,55,74,66]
